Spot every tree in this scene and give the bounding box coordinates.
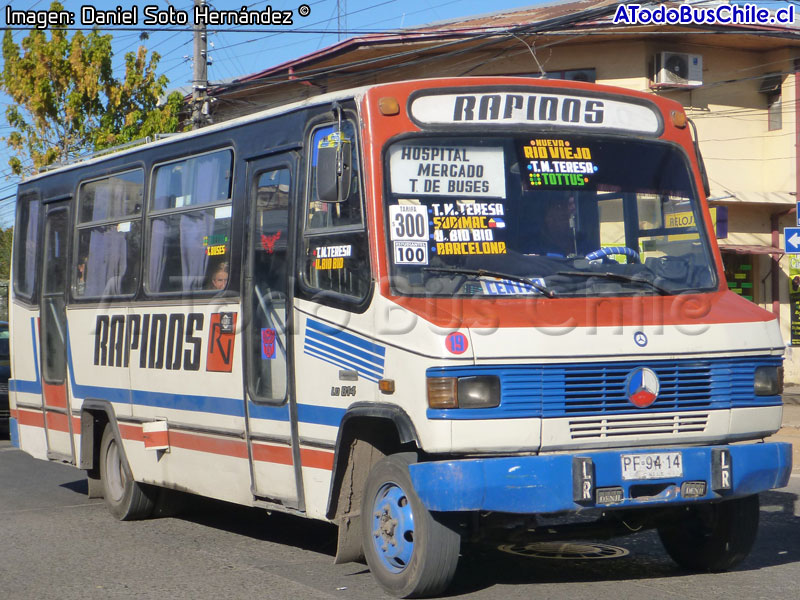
[1,1,184,176]
[0,227,11,281]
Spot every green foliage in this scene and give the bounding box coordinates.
[0,227,12,281]
[1,1,183,176]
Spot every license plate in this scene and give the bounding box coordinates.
[621,452,682,480]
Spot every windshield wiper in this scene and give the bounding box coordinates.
[423,267,556,298]
[557,270,671,296]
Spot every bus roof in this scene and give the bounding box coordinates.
[20,84,373,185]
[19,76,673,186]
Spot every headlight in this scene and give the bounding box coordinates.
[458,376,501,408]
[427,375,500,409]
[754,366,783,396]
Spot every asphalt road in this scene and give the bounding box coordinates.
[2,437,800,600]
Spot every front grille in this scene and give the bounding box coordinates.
[548,362,716,416]
[428,355,781,420]
[542,357,779,418]
[569,412,709,440]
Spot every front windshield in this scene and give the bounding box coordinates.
[384,134,717,297]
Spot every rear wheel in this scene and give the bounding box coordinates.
[99,425,155,520]
[361,454,460,598]
[658,495,759,572]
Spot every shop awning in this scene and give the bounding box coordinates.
[718,244,784,256]
[708,191,796,207]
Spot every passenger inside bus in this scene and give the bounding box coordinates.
[208,261,229,290]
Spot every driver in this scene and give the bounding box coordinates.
[537,196,577,257]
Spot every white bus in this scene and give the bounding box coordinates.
[9,77,791,598]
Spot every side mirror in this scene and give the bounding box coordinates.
[316,136,352,203]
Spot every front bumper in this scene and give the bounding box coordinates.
[408,442,791,514]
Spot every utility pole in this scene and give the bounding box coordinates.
[192,0,209,129]
[337,0,346,41]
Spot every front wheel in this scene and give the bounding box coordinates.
[658,495,759,572]
[361,454,461,598]
[99,425,156,520]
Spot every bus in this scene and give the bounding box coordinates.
[8,76,792,598]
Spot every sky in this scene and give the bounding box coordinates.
[0,0,545,227]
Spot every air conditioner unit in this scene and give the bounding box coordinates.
[652,52,703,88]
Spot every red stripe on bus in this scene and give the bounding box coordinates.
[143,429,169,449]
[16,408,45,427]
[43,382,67,409]
[252,442,293,466]
[300,447,335,471]
[15,416,334,471]
[119,423,145,442]
[44,411,70,433]
[168,430,249,459]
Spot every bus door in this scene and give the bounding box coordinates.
[243,154,302,508]
[39,200,76,463]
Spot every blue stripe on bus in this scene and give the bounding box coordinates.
[304,339,384,379]
[303,318,385,381]
[305,327,385,368]
[306,319,386,358]
[246,402,345,427]
[13,317,344,427]
[131,389,245,416]
[9,318,42,395]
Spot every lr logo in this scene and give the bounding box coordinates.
[712,449,732,491]
[207,312,238,372]
[572,457,595,504]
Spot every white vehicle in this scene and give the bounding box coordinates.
[9,77,791,597]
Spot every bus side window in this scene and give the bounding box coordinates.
[74,170,143,299]
[301,119,370,301]
[147,150,234,294]
[13,192,41,302]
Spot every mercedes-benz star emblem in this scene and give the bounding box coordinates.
[625,367,660,408]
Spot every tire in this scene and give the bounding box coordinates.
[658,494,760,572]
[361,453,460,598]
[99,425,156,520]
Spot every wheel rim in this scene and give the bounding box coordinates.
[105,438,125,502]
[371,481,415,573]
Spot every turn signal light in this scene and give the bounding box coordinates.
[378,96,400,116]
[427,377,458,409]
[671,110,687,128]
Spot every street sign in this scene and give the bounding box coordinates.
[797,201,800,226]
[786,227,800,254]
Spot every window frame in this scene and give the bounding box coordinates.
[296,109,373,310]
[246,161,295,406]
[144,147,236,298]
[768,91,782,131]
[12,190,42,305]
[380,131,717,298]
[72,167,145,301]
